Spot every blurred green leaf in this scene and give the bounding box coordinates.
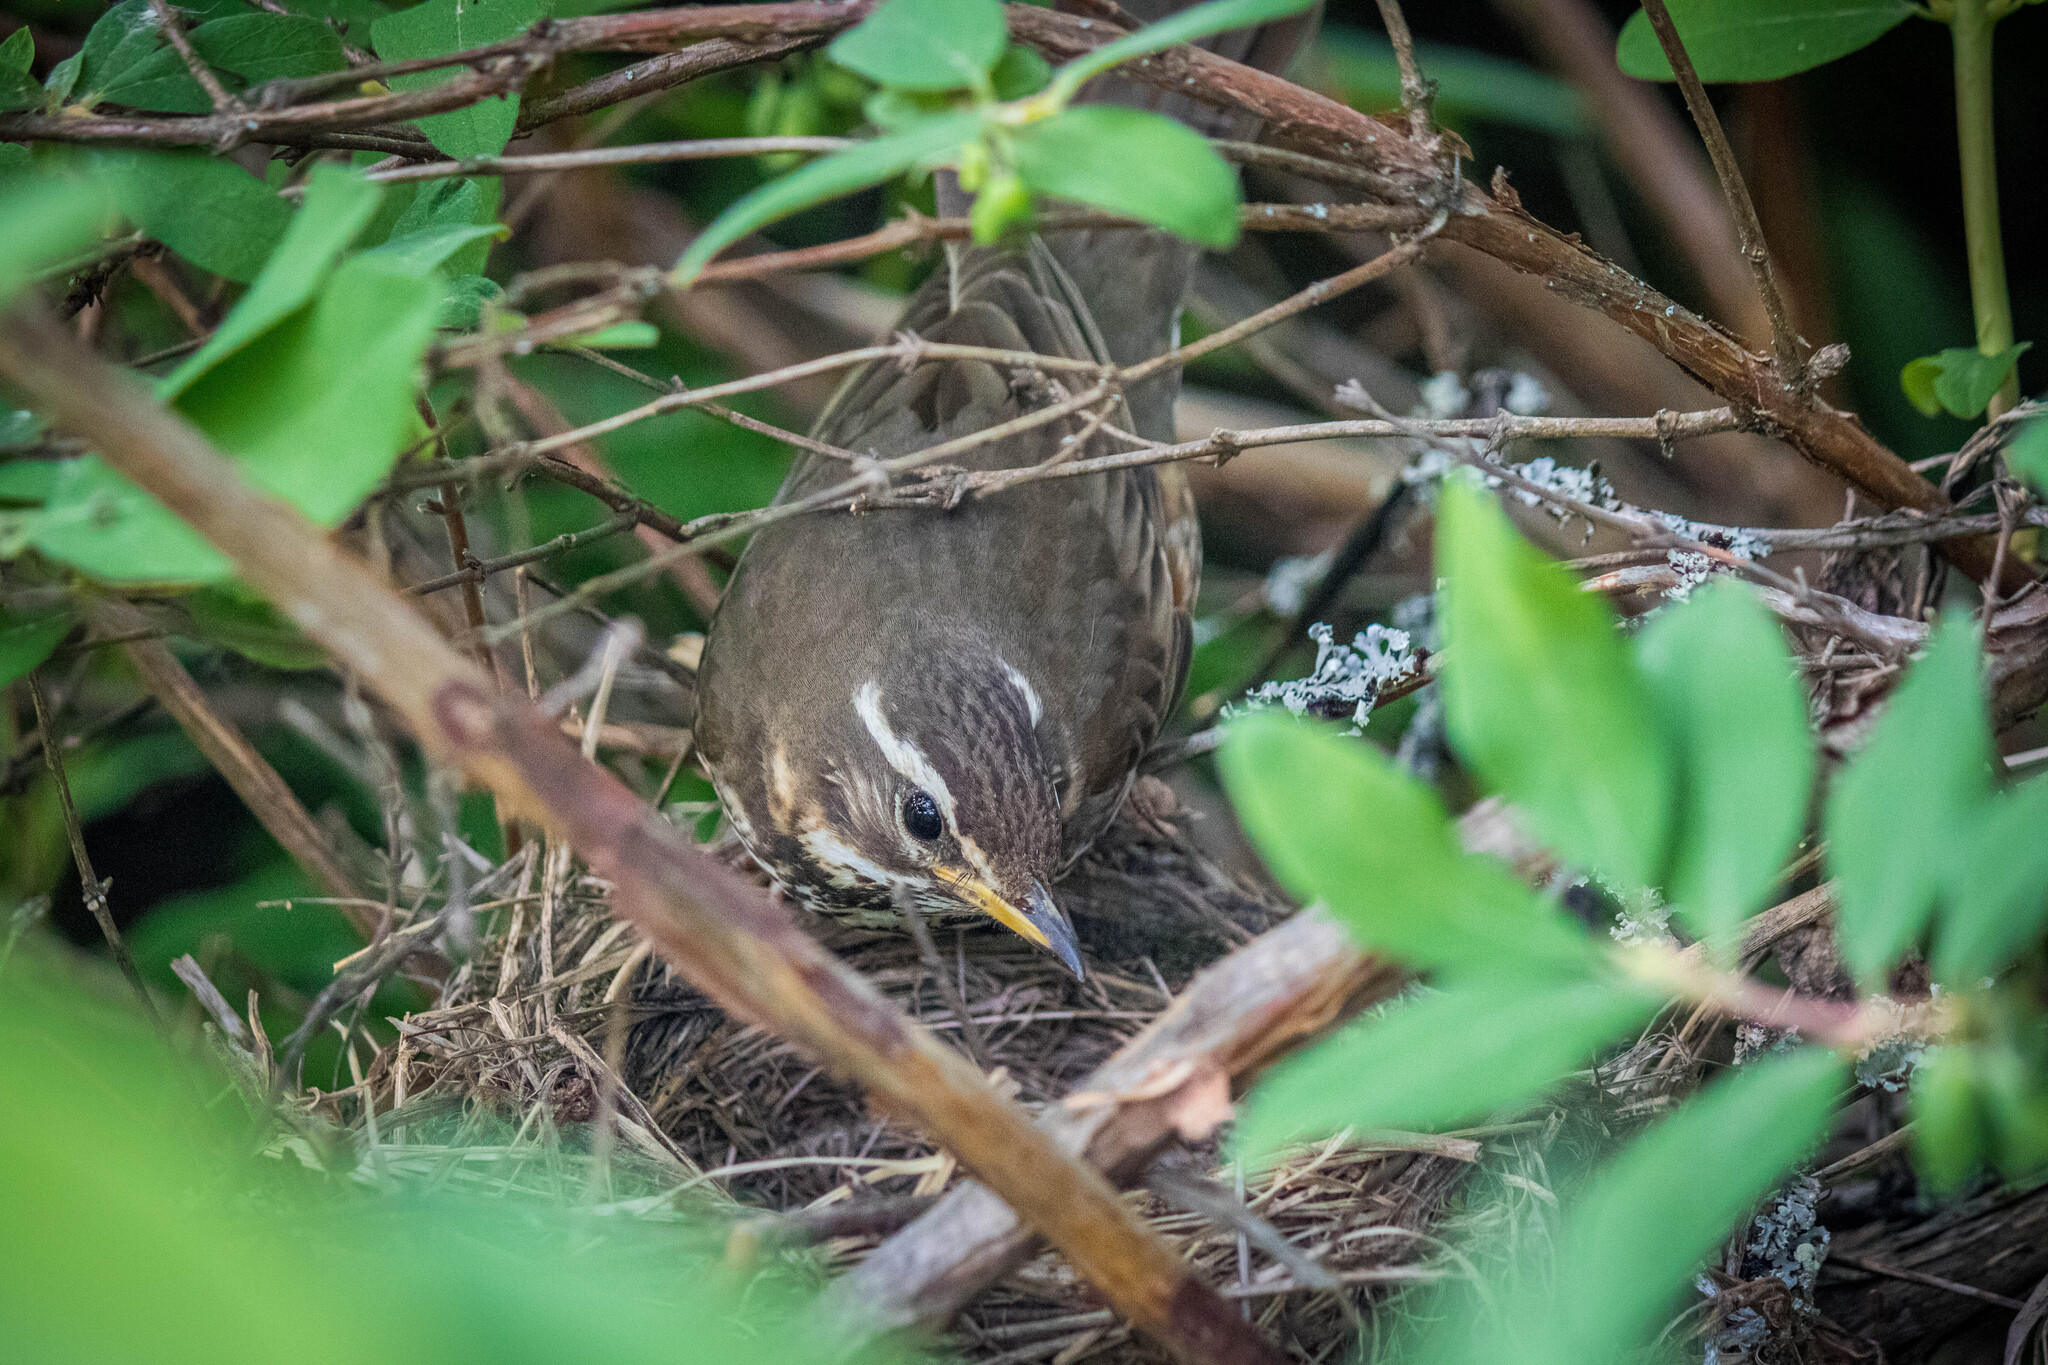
[1420,1047,1844,1365]
[163,163,382,398]
[1912,1045,1986,1194]
[1635,580,1813,955]
[1317,28,1586,140]
[1010,104,1240,248]
[372,0,543,159]
[0,27,40,111]
[0,603,72,686]
[1616,0,1915,83]
[827,0,1007,92]
[2010,418,2048,495]
[1238,977,1659,1164]
[109,150,292,284]
[1046,0,1318,103]
[1220,713,1595,974]
[675,112,982,283]
[578,321,660,349]
[1934,777,2048,984]
[990,43,1052,100]
[1438,478,1672,890]
[1825,616,1991,983]
[182,583,330,670]
[1900,343,2031,419]
[43,51,82,107]
[0,169,119,306]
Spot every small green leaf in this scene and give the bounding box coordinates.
[364,223,506,275]
[2009,417,2048,496]
[1237,977,1659,1164]
[0,172,119,307]
[439,272,502,330]
[827,0,1007,92]
[1635,579,1813,955]
[1912,1045,1986,1194]
[182,584,328,670]
[1437,478,1673,890]
[1933,777,2048,984]
[1219,713,1595,975]
[0,604,73,687]
[1616,0,1915,83]
[380,175,503,276]
[162,163,382,399]
[0,28,40,112]
[674,112,984,284]
[1047,0,1318,103]
[1825,616,1992,983]
[1900,343,2031,420]
[109,151,292,284]
[576,321,659,349]
[75,0,176,106]
[1010,105,1240,248]
[990,43,1052,101]
[372,0,544,160]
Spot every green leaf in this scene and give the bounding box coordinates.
[827,0,1007,92]
[0,27,40,112]
[1911,1045,1986,1194]
[1900,343,2031,420]
[1616,0,1915,83]
[2010,417,2048,496]
[0,171,120,307]
[364,222,506,274]
[192,11,350,85]
[1219,713,1595,974]
[381,174,503,276]
[1047,0,1318,103]
[577,321,659,349]
[1237,976,1658,1164]
[182,583,329,670]
[42,51,82,108]
[1318,27,1586,141]
[28,456,231,583]
[990,43,1052,101]
[1437,478,1673,890]
[0,604,73,687]
[76,0,177,106]
[1635,579,1813,955]
[1536,1048,1842,1359]
[1010,104,1240,249]
[109,151,292,284]
[1933,777,2048,984]
[371,0,543,159]
[674,112,984,284]
[162,163,382,399]
[1825,615,1992,983]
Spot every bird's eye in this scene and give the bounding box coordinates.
[902,789,943,842]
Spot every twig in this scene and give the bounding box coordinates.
[1625,0,1803,388]
[1371,0,1433,139]
[1828,1254,2026,1313]
[0,298,1286,1365]
[25,670,166,1032]
[407,509,640,596]
[358,134,852,184]
[148,0,240,114]
[898,890,993,1072]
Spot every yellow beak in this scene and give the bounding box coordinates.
[932,866,1084,978]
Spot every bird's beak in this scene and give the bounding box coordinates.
[933,867,1084,979]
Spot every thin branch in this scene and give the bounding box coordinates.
[149,0,240,114]
[1620,0,1804,388]
[1371,0,1434,139]
[25,670,166,1032]
[357,135,854,184]
[406,509,640,596]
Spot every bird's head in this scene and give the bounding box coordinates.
[700,649,1082,976]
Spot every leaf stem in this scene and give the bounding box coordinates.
[1950,0,2018,418]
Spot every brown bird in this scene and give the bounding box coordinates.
[694,3,1314,976]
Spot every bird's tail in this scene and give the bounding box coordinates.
[942,1,1321,442]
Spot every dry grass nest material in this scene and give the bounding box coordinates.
[344,809,1480,1363]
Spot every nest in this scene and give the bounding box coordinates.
[359,799,1477,1363]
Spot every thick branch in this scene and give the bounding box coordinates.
[0,302,1281,1365]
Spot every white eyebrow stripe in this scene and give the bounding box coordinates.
[854,680,956,822]
[801,826,896,889]
[999,657,1043,727]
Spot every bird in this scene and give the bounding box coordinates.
[693,2,1315,978]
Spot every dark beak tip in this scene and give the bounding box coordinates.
[1025,881,1085,981]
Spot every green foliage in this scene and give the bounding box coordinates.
[1823,617,1994,984]
[1041,0,1315,104]
[1009,105,1240,248]
[182,582,329,670]
[1418,1048,1844,1365]
[0,26,41,112]
[1901,342,2033,419]
[1635,579,1813,955]
[0,601,71,686]
[2010,416,2048,495]
[1219,714,1595,976]
[1912,1044,1987,1192]
[1237,976,1660,1164]
[372,0,544,159]
[0,169,118,306]
[108,150,293,284]
[1316,27,1587,140]
[827,0,1009,92]
[0,954,858,1365]
[1616,0,1917,83]
[1437,478,1671,890]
